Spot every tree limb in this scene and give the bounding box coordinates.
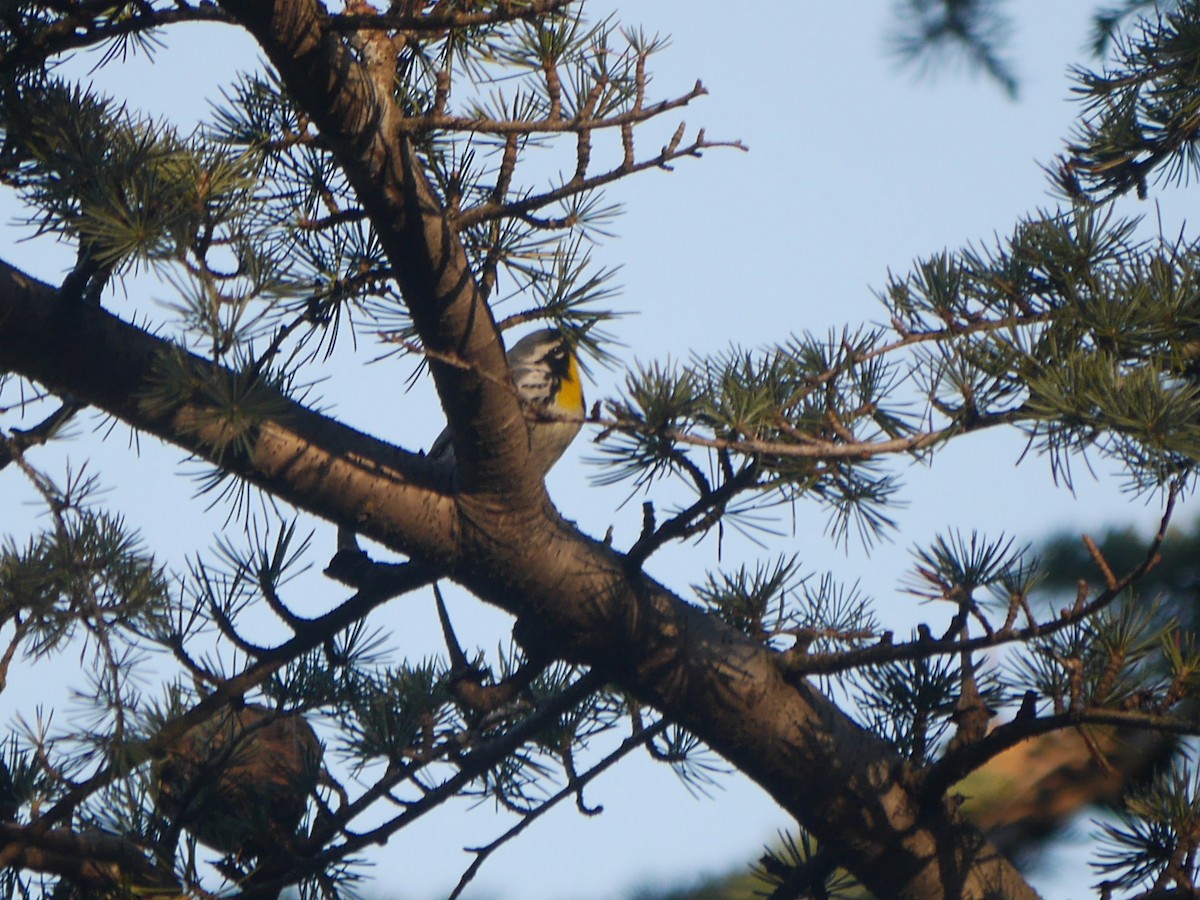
[0,258,1036,898]
[216,0,540,500]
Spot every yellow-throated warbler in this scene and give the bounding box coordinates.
[430,328,585,477]
[331,330,582,566]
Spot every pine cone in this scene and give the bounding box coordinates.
[154,705,321,858]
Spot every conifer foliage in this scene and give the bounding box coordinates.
[3,1,1200,898]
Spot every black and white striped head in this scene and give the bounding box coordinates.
[506,329,584,415]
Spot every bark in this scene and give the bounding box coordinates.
[0,823,168,890]
[0,274,1037,898]
[0,0,1046,893]
[216,0,537,499]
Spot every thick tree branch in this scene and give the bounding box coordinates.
[0,259,1035,898]
[0,824,170,890]
[0,0,1050,890]
[0,259,456,561]
[216,0,542,500]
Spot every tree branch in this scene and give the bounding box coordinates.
[0,2,230,74]
[239,669,608,898]
[0,259,455,561]
[449,717,671,900]
[327,0,573,33]
[793,487,1174,677]
[927,706,1200,801]
[0,398,81,471]
[217,0,543,500]
[0,0,1047,883]
[0,255,1037,898]
[0,824,172,891]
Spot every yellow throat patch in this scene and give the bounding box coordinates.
[557,352,584,414]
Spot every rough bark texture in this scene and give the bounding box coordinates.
[0,272,1037,900]
[0,0,1047,894]
[216,0,535,499]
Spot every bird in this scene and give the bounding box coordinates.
[329,329,584,576]
[429,328,585,478]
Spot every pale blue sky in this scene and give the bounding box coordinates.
[1,3,1183,899]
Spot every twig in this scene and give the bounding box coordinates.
[240,670,609,898]
[797,489,1176,677]
[0,4,229,74]
[625,462,757,568]
[457,129,745,229]
[435,584,542,715]
[1083,534,1120,591]
[448,718,670,900]
[0,399,83,471]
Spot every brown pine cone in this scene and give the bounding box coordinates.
[154,705,322,858]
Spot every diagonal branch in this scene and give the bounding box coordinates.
[0,3,231,74]
[217,0,542,499]
[0,258,456,564]
[794,487,1175,678]
[456,129,746,229]
[0,217,1037,900]
[449,717,671,900]
[1,0,1047,887]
